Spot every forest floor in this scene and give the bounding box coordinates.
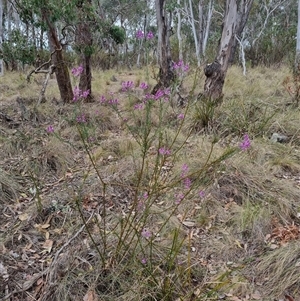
[0,65,300,301]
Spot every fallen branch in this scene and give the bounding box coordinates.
[26,47,62,106]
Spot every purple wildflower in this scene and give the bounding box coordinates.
[46,125,54,133]
[134,103,144,110]
[82,89,90,98]
[158,147,171,156]
[175,193,184,205]
[178,113,184,120]
[71,65,83,77]
[181,164,189,179]
[173,60,189,76]
[239,134,251,151]
[141,228,152,238]
[141,258,147,264]
[137,201,145,212]
[122,81,134,91]
[144,93,154,101]
[136,30,144,39]
[73,86,81,101]
[108,98,119,105]
[76,114,86,123]
[140,82,149,90]
[100,95,107,103]
[146,31,154,40]
[183,177,192,190]
[154,89,165,100]
[199,190,205,198]
[183,64,189,72]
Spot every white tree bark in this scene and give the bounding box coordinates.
[202,0,213,56]
[187,0,200,66]
[177,0,183,61]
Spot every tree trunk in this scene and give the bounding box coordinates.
[0,0,3,76]
[202,0,213,57]
[75,1,93,100]
[203,0,253,102]
[229,0,254,64]
[153,0,175,93]
[294,0,300,105]
[187,0,200,66]
[43,12,73,102]
[177,0,183,61]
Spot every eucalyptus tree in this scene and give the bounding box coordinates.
[243,0,293,66]
[75,0,94,99]
[15,0,74,102]
[203,0,254,101]
[154,0,175,92]
[295,0,300,105]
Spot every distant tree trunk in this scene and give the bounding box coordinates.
[295,0,300,105]
[187,0,200,66]
[43,11,73,102]
[229,0,254,64]
[203,0,253,102]
[177,0,183,61]
[153,0,175,93]
[202,0,213,57]
[75,0,93,100]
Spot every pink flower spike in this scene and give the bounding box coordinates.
[140,82,149,90]
[134,103,144,110]
[181,164,189,176]
[158,147,171,156]
[239,134,251,151]
[183,64,189,72]
[154,89,164,100]
[100,95,106,103]
[178,113,184,120]
[146,31,154,40]
[136,30,144,39]
[183,177,191,190]
[199,190,205,198]
[71,65,84,77]
[141,228,152,238]
[82,89,90,98]
[141,258,147,264]
[46,125,54,133]
[175,193,184,205]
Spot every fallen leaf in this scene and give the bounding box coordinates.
[18,213,29,221]
[252,290,261,300]
[83,290,99,301]
[42,239,53,253]
[182,220,195,227]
